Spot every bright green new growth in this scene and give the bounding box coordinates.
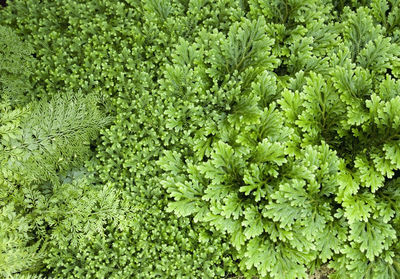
[1,0,400,278]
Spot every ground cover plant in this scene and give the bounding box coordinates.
[1,0,400,278]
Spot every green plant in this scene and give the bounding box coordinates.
[0,26,110,278]
[0,25,33,105]
[1,1,400,278]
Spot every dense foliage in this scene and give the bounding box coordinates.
[1,0,400,278]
